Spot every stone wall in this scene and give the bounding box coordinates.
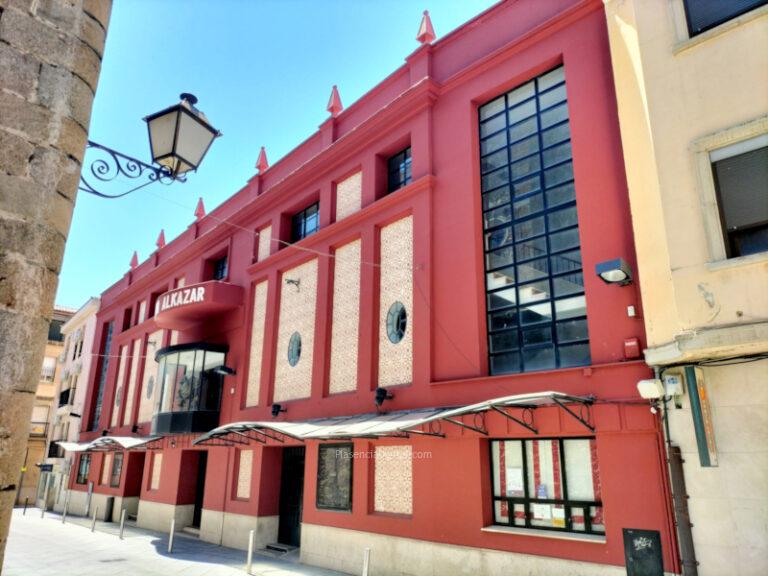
[0,0,111,564]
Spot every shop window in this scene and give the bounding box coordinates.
[291,203,320,242]
[316,444,353,511]
[711,136,768,258]
[490,438,604,535]
[76,454,91,484]
[387,147,412,193]
[478,66,590,375]
[683,0,767,37]
[110,453,124,487]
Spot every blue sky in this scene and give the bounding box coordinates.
[56,0,498,308]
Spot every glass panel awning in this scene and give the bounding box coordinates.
[192,391,595,446]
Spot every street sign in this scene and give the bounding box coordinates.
[37,464,53,472]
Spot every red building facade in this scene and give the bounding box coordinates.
[68,2,680,574]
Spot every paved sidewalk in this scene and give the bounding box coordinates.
[3,508,347,576]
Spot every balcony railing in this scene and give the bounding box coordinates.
[30,422,48,437]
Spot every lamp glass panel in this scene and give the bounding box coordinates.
[148,110,178,160]
[176,111,216,169]
[599,269,628,283]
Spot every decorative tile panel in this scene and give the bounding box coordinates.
[335,171,362,221]
[374,445,413,514]
[138,330,164,423]
[236,450,253,499]
[378,216,414,387]
[274,259,318,402]
[257,225,272,262]
[246,281,268,406]
[329,240,361,394]
[150,453,162,490]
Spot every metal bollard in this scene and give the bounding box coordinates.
[91,506,99,532]
[23,497,28,515]
[246,529,255,574]
[119,509,126,540]
[168,519,176,554]
[62,493,70,524]
[362,547,371,576]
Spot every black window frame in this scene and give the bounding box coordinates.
[478,66,590,376]
[489,437,604,536]
[76,453,91,484]
[316,443,354,512]
[212,255,228,281]
[90,321,114,430]
[711,143,768,259]
[291,202,320,242]
[683,0,767,37]
[110,453,124,488]
[387,146,412,193]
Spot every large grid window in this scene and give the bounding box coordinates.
[90,321,114,430]
[478,66,589,375]
[316,443,353,511]
[683,0,767,37]
[490,438,604,535]
[291,202,320,242]
[387,147,412,193]
[76,454,91,484]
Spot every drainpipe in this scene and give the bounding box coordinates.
[657,367,698,576]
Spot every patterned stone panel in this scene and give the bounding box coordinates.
[101,453,112,485]
[109,345,129,427]
[122,338,142,426]
[274,259,318,402]
[257,225,272,261]
[335,171,362,221]
[374,445,413,514]
[246,281,268,406]
[150,453,162,490]
[378,216,414,387]
[236,450,253,499]
[329,240,361,394]
[138,330,164,423]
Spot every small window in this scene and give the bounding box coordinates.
[316,444,353,511]
[387,147,412,193]
[48,319,64,342]
[40,356,57,381]
[212,256,228,280]
[490,438,604,535]
[110,453,124,487]
[711,137,768,258]
[291,203,320,242]
[288,332,302,367]
[683,0,767,37]
[76,454,91,484]
[386,301,407,344]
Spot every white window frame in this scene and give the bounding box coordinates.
[692,115,768,265]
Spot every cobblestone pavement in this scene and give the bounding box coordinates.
[3,508,347,576]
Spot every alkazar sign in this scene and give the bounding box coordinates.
[158,286,206,313]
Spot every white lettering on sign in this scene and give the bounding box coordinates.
[158,286,206,313]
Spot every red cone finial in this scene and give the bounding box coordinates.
[130,251,138,269]
[194,197,206,221]
[156,229,166,249]
[327,85,343,118]
[416,10,436,45]
[256,146,269,173]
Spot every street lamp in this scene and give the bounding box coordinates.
[79,93,221,198]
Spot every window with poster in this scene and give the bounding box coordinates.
[490,438,604,535]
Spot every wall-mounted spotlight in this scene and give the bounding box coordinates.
[271,404,286,418]
[211,365,236,376]
[375,387,394,408]
[595,257,633,286]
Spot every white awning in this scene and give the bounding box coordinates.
[57,436,159,452]
[193,391,595,445]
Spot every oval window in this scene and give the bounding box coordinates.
[386,301,408,344]
[288,332,302,366]
[145,375,154,399]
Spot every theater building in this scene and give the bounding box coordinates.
[65,1,681,574]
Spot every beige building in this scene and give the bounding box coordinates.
[16,306,74,506]
[604,1,768,575]
[38,298,100,512]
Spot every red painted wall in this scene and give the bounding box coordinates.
[73,0,678,572]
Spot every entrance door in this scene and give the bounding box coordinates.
[192,451,208,528]
[278,447,305,547]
